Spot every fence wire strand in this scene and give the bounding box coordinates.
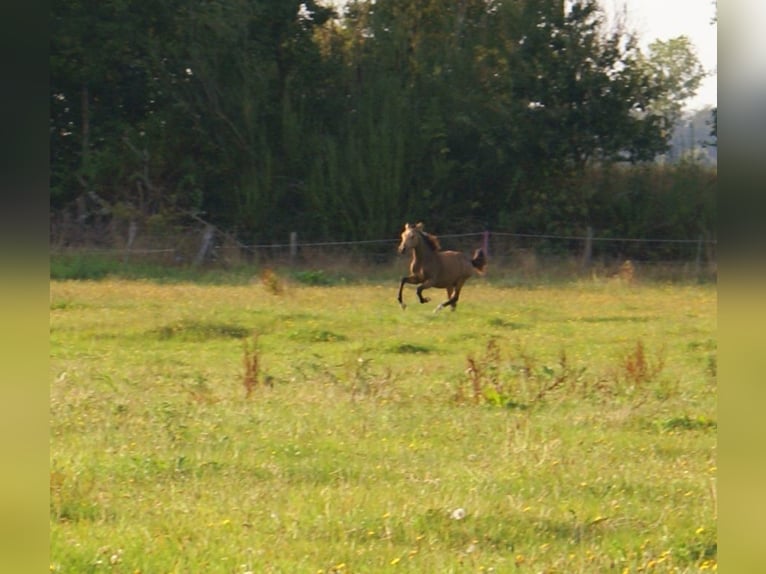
[50,219,717,272]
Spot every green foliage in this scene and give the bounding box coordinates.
[291,269,337,286]
[50,255,115,280]
[49,253,275,284]
[642,36,708,127]
[582,161,716,257]
[50,0,713,242]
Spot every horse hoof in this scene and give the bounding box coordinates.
[399,302,407,310]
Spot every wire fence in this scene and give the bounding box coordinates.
[50,214,717,279]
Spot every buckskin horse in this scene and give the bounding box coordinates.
[397,222,487,312]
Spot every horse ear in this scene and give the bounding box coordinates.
[416,222,424,230]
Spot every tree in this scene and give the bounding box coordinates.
[487,0,672,232]
[50,0,715,246]
[641,36,707,129]
[50,0,340,240]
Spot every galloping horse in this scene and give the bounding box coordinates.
[397,222,487,312]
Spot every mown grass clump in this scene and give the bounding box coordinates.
[659,415,717,432]
[389,343,433,354]
[152,319,251,341]
[50,279,716,572]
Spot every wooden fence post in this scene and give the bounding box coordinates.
[581,226,593,270]
[194,224,215,266]
[289,231,298,265]
[123,220,137,264]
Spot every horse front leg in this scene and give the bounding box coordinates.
[398,276,419,310]
[416,280,434,304]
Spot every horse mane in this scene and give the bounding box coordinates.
[418,230,441,251]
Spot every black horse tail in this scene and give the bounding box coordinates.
[471,248,488,274]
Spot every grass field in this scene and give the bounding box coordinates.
[50,271,717,573]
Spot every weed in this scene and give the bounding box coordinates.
[463,339,503,405]
[464,356,483,404]
[687,339,717,380]
[349,357,395,402]
[460,339,582,409]
[707,353,717,379]
[261,267,284,294]
[458,337,680,410]
[290,355,341,386]
[156,401,190,444]
[617,340,668,406]
[242,332,260,398]
[187,374,217,404]
[530,349,575,403]
[619,259,635,284]
[50,467,101,524]
[622,340,652,385]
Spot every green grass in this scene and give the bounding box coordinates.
[50,254,368,286]
[50,275,717,573]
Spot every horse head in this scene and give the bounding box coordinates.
[398,223,420,254]
[398,222,441,254]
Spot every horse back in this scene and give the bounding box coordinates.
[430,250,474,286]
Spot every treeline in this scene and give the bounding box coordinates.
[50,0,716,245]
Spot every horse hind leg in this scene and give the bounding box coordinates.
[449,284,463,311]
[435,284,464,313]
[434,287,455,314]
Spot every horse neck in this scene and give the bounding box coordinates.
[412,238,439,266]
